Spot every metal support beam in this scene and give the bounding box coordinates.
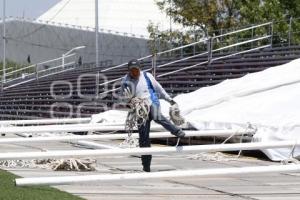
[0,130,252,144]
[288,17,293,47]
[0,124,129,134]
[16,164,300,186]
[0,118,91,125]
[74,140,116,149]
[0,140,298,160]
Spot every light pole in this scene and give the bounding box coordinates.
[62,46,86,69]
[95,0,99,68]
[2,0,6,84]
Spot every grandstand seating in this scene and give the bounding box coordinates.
[0,45,299,120]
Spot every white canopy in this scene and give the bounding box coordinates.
[37,0,176,37]
[92,58,300,161]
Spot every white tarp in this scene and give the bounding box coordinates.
[92,58,300,161]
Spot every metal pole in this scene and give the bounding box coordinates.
[35,64,39,80]
[220,28,223,53]
[15,132,33,138]
[62,54,65,69]
[16,164,300,186]
[270,21,274,48]
[74,140,116,149]
[251,27,254,48]
[0,130,252,144]
[152,54,157,77]
[95,71,100,99]
[0,117,91,125]
[169,0,172,52]
[193,43,196,55]
[158,37,161,53]
[0,124,126,134]
[208,37,213,65]
[2,0,6,83]
[62,46,85,70]
[95,0,99,68]
[288,17,292,47]
[180,35,184,58]
[193,26,196,55]
[1,140,299,160]
[0,123,164,134]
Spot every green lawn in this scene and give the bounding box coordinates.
[0,169,84,200]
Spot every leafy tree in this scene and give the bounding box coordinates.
[0,60,28,80]
[156,0,241,35]
[149,0,300,50]
[0,60,23,71]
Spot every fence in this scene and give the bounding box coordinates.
[1,53,77,90]
[98,21,273,93]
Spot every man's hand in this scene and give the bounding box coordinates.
[169,102,185,126]
[124,86,133,99]
[170,99,177,106]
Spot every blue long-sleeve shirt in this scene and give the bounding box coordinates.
[120,71,172,106]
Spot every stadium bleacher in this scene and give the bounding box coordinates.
[0,45,299,120]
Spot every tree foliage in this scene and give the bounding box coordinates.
[148,0,300,52]
[0,60,23,72]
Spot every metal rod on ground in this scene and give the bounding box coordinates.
[0,118,91,125]
[74,140,116,149]
[0,124,126,134]
[0,124,164,134]
[15,164,300,186]
[15,133,32,138]
[0,130,252,144]
[1,140,299,160]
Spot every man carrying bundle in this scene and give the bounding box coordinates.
[120,59,185,172]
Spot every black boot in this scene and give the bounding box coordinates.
[141,155,152,172]
[143,165,151,172]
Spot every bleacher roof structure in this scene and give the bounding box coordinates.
[37,0,176,37]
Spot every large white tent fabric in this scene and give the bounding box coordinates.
[92,58,300,161]
[37,0,175,37]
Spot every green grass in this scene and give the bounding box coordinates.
[0,169,84,200]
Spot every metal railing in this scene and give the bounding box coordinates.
[1,22,275,95]
[97,22,273,93]
[272,17,300,47]
[100,38,209,73]
[1,53,77,90]
[101,54,153,72]
[157,22,272,77]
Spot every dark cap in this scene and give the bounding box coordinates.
[128,59,141,69]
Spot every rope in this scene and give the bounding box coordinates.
[35,158,96,171]
[187,123,257,162]
[0,160,34,168]
[0,158,96,171]
[120,97,150,148]
[0,132,99,170]
[281,141,300,165]
[187,152,244,162]
[125,97,151,133]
